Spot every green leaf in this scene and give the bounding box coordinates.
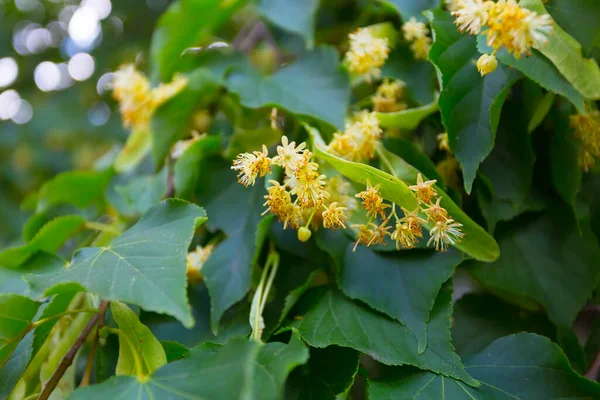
[376,100,438,130]
[528,92,556,133]
[160,340,189,362]
[36,169,113,213]
[150,0,247,82]
[0,331,34,399]
[0,215,86,268]
[26,199,207,328]
[368,333,600,399]
[476,36,585,114]
[197,159,271,332]
[257,0,320,48]
[115,167,168,215]
[452,293,555,356]
[252,330,309,399]
[428,9,522,193]
[227,46,350,130]
[71,338,261,400]
[477,100,544,231]
[286,346,360,400]
[32,291,78,357]
[545,0,600,56]
[289,285,478,386]
[378,0,436,21]
[383,138,445,187]
[0,253,66,297]
[151,68,221,165]
[174,135,221,198]
[381,46,436,105]
[469,213,600,328]
[310,127,500,262]
[112,301,167,377]
[521,0,600,100]
[0,294,40,366]
[317,229,462,353]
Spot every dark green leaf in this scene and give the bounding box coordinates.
[253,330,309,399]
[227,46,350,130]
[469,213,600,328]
[26,199,207,328]
[476,36,585,113]
[71,338,261,400]
[174,135,220,198]
[368,333,600,399]
[318,229,462,353]
[452,293,555,356]
[0,331,34,399]
[112,301,167,377]
[160,340,189,362]
[545,0,600,56]
[32,291,78,357]
[0,294,40,365]
[150,0,247,82]
[257,0,320,48]
[428,9,521,193]
[198,160,271,332]
[383,138,444,188]
[379,0,436,21]
[286,346,360,400]
[115,167,168,215]
[289,285,478,386]
[381,46,436,105]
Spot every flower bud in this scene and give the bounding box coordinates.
[476,54,498,76]
[298,227,312,242]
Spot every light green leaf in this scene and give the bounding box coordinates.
[252,330,309,399]
[378,0,437,21]
[376,100,438,130]
[528,92,556,133]
[257,0,320,48]
[113,127,152,173]
[317,229,462,353]
[174,135,220,198]
[26,199,207,328]
[469,213,600,328]
[36,169,113,213]
[227,46,350,130]
[197,160,271,332]
[0,294,40,366]
[476,36,585,114]
[428,9,521,193]
[0,215,86,268]
[112,301,167,377]
[368,333,600,399]
[150,0,247,82]
[71,338,262,400]
[383,138,445,188]
[521,0,600,100]
[286,346,360,400]
[310,127,500,261]
[289,285,478,386]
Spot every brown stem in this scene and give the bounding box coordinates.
[585,349,600,381]
[79,301,109,387]
[38,301,108,400]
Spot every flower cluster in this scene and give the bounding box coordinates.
[112,64,188,130]
[186,244,215,284]
[451,0,553,76]
[327,111,383,162]
[402,17,432,60]
[352,174,464,252]
[345,27,390,81]
[372,79,407,113]
[570,111,600,171]
[232,137,353,242]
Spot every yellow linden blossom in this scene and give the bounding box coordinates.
[402,17,432,60]
[424,197,449,223]
[232,145,272,187]
[272,136,307,175]
[372,79,407,113]
[570,111,600,171]
[290,165,329,208]
[476,53,498,76]
[186,244,215,284]
[452,0,490,35]
[355,180,390,218]
[428,218,464,252]
[112,64,188,130]
[391,207,425,249]
[409,173,438,204]
[327,111,383,162]
[326,176,358,211]
[346,27,390,81]
[322,202,348,230]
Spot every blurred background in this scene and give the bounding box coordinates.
[0,0,173,247]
